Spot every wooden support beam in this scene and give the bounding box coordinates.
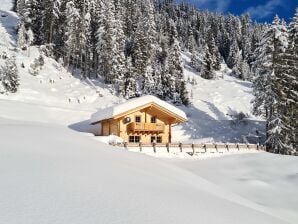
[169,123,172,143]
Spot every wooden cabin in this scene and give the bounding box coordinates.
[90,95,187,144]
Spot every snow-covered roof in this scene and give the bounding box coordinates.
[91,95,187,124]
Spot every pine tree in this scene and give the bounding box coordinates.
[201,45,215,80]
[17,22,27,50]
[96,0,125,84]
[64,1,81,68]
[252,15,289,152]
[240,14,253,61]
[205,29,221,71]
[284,9,298,152]
[227,40,241,70]
[167,21,189,105]
[152,61,164,98]
[43,0,61,44]
[133,0,157,86]
[123,57,137,99]
[0,56,19,93]
[268,16,289,153]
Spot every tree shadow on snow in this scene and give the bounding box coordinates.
[180,103,265,144]
[201,100,227,120]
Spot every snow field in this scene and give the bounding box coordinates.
[0,3,297,224]
[0,117,293,224]
[174,153,298,224]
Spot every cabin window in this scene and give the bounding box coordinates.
[151,136,162,143]
[151,116,157,123]
[157,136,162,143]
[135,116,141,123]
[129,136,140,143]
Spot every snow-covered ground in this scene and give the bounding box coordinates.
[1,117,296,224]
[173,153,298,224]
[174,53,264,143]
[1,2,297,224]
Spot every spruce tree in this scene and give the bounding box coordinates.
[133,0,157,86]
[201,45,215,80]
[64,1,81,68]
[284,9,298,152]
[17,22,27,50]
[252,15,289,152]
[1,56,19,93]
[167,20,189,105]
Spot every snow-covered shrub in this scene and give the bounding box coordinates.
[28,60,39,76]
[39,44,54,58]
[28,53,45,76]
[1,51,7,59]
[0,56,19,93]
[108,135,125,145]
[38,54,45,67]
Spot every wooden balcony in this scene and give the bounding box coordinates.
[127,122,165,133]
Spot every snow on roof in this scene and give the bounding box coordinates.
[91,95,187,124]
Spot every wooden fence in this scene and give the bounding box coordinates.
[115,142,266,154]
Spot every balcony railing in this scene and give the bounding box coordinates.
[127,122,165,133]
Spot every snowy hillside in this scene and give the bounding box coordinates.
[0,10,264,143]
[0,7,119,126]
[1,2,298,224]
[173,54,264,143]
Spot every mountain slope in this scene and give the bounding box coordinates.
[0,10,264,143]
[0,4,297,224]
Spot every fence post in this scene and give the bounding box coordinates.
[153,142,156,153]
[166,143,170,153]
[192,143,195,155]
[226,144,229,152]
[215,144,218,152]
[124,142,128,150]
[139,142,142,152]
[257,144,259,151]
[237,144,240,151]
[179,142,183,152]
[204,144,207,153]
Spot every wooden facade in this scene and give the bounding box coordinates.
[95,103,186,144]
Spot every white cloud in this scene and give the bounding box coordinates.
[245,0,282,19]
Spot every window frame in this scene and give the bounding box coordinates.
[156,136,162,143]
[151,136,156,143]
[129,135,141,143]
[135,116,141,123]
[151,136,162,143]
[151,116,157,123]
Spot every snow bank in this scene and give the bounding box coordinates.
[93,134,124,145]
[0,118,290,224]
[174,153,298,224]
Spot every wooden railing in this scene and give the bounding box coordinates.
[127,122,165,133]
[116,142,266,154]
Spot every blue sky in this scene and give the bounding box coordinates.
[179,0,298,22]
